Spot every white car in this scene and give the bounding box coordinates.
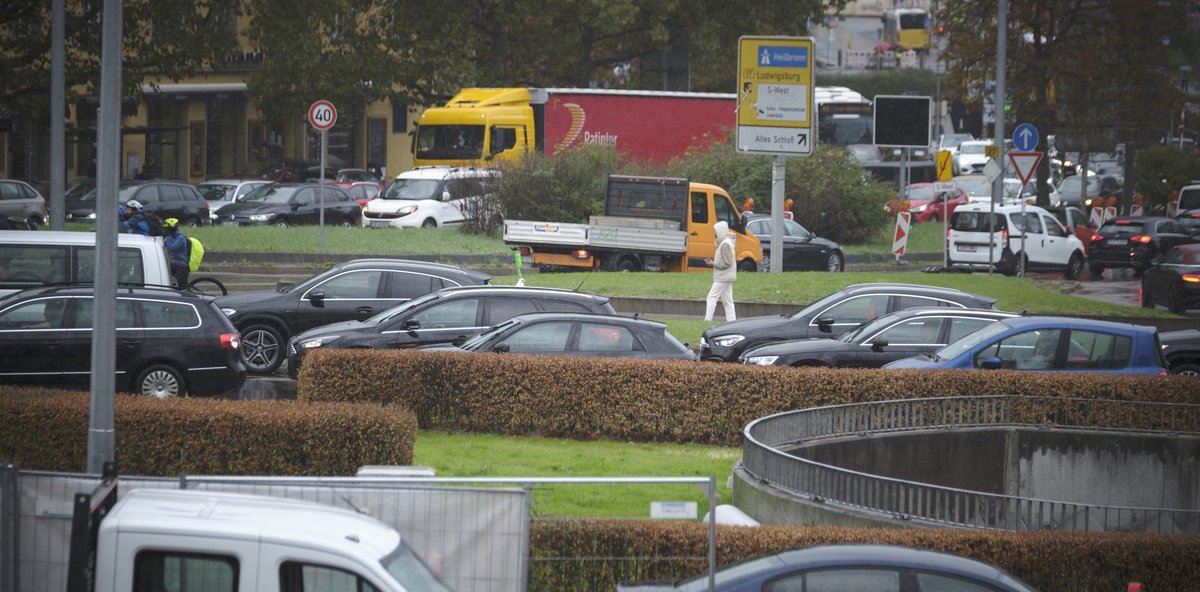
[967,178,1024,203]
[363,166,500,229]
[954,140,995,175]
[197,179,271,221]
[946,201,1086,279]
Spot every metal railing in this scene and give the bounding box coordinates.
[742,396,1200,534]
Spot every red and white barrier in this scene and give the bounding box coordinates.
[893,212,911,257]
[1089,207,1105,228]
[1130,202,1143,216]
[1168,199,1180,218]
[1104,206,1118,224]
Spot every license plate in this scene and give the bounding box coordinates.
[521,256,533,265]
[369,220,390,228]
[958,244,977,253]
[220,221,239,227]
[1106,238,1127,246]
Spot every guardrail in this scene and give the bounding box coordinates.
[742,396,1200,533]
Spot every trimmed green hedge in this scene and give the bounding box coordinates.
[0,388,417,475]
[530,520,1199,592]
[297,349,1200,446]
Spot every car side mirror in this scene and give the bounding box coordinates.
[816,316,835,333]
[870,338,888,352]
[307,290,325,307]
[291,201,306,209]
[402,319,420,331]
[492,342,510,353]
[442,190,452,201]
[979,356,1003,370]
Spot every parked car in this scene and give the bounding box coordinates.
[214,182,361,228]
[1140,243,1200,313]
[66,180,210,227]
[617,544,1038,592]
[1178,209,1200,237]
[904,182,969,223]
[0,285,245,396]
[333,168,381,185]
[286,285,616,378]
[345,181,384,211]
[1158,329,1200,375]
[966,178,1024,203]
[739,308,1016,368]
[953,140,994,175]
[1045,205,1097,254]
[883,316,1167,375]
[437,312,696,361]
[699,283,998,362]
[949,173,990,197]
[946,202,1087,279]
[196,179,272,221]
[743,214,843,272]
[0,179,48,229]
[364,166,500,229]
[937,131,975,154]
[1055,171,1122,207]
[0,230,171,298]
[215,259,491,373]
[1089,216,1194,277]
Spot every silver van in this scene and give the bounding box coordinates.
[0,231,172,297]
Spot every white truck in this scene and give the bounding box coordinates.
[68,471,451,592]
[503,175,762,273]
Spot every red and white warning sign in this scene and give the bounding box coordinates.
[1007,151,1043,185]
[892,212,911,256]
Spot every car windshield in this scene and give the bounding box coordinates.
[960,143,988,155]
[381,179,442,201]
[241,184,296,204]
[380,540,453,592]
[969,180,1021,200]
[198,183,236,201]
[416,124,486,159]
[364,292,441,325]
[460,318,521,350]
[930,320,1011,362]
[906,185,935,200]
[788,290,849,321]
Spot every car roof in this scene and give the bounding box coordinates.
[842,282,971,296]
[997,315,1157,335]
[872,306,1016,321]
[764,544,1027,586]
[327,258,492,284]
[1,283,205,303]
[955,201,1048,214]
[394,166,500,181]
[200,179,268,185]
[434,284,608,301]
[506,311,665,328]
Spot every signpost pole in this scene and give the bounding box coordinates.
[319,128,326,250]
[770,155,784,273]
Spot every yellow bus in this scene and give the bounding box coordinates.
[882,8,931,52]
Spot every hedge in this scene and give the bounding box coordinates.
[529,520,1200,592]
[297,349,1199,446]
[0,388,417,475]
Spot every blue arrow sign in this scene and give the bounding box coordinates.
[1013,123,1039,151]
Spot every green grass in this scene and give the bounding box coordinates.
[413,431,739,517]
[842,218,947,255]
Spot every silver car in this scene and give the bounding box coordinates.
[0,180,49,228]
[197,179,271,221]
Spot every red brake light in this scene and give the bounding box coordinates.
[1190,213,1200,218]
[220,333,240,350]
[1182,274,1200,283]
[1115,219,1133,225]
[517,246,531,256]
[1130,235,1152,244]
[571,249,590,260]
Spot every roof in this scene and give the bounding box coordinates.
[103,489,399,560]
[0,230,161,247]
[769,545,1027,586]
[395,166,500,180]
[843,282,970,295]
[997,315,1157,335]
[875,306,1016,320]
[436,284,607,300]
[508,311,665,327]
[1,283,205,304]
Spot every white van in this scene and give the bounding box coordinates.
[0,231,172,297]
[363,166,500,229]
[946,202,1086,279]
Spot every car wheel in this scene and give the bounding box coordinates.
[1002,254,1023,277]
[1089,263,1105,279]
[137,364,185,398]
[826,250,845,272]
[1169,284,1188,315]
[184,217,201,228]
[737,258,757,273]
[421,218,437,228]
[25,215,42,229]
[241,323,285,374]
[275,219,290,228]
[1171,362,1200,376]
[338,218,354,228]
[1064,252,1084,280]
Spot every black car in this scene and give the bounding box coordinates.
[66,180,211,226]
[744,214,844,272]
[699,283,999,362]
[738,308,1016,368]
[0,285,245,397]
[1089,216,1194,277]
[1177,209,1200,237]
[215,259,491,373]
[1141,243,1200,314]
[285,285,616,378]
[1159,329,1200,375]
[215,183,361,228]
[438,312,696,361]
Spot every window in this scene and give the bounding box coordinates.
[77,246,147,286]
[819,295,890,325]
[137,299,200,329]
[1013,212,1043,234]
[412,298,479,328]
[746,220,768,236]
[690,191,709,224]
[803,568,901,592]
[578,323,638,352]
[537,299,594,314]
[916,572,996,592]
[0,245,69,289]
[947,317,996,343]
[133,550,237,592]
[0,182,19,200]
[485,297,538,324]
[878,317,945,344]
[319,271,383,299]
[714,194,739,229]
[159,184,184,203]
[73,299,138,329]
[504,321,572,352]
[896,295,953,310]
[1063,330,1131,370]
[382,271,436,299]
[280,561,379,592]
[976,329,1062,370]
[136,186,161,205]
[1043,215,1068,237]
[0,299,67,330]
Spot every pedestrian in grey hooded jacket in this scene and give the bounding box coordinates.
[704,220,737,321]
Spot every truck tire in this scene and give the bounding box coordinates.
[737,259,757,272]
[607,254,640,272]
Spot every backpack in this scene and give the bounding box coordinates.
[142,211,165,237]
[187,236,205,273]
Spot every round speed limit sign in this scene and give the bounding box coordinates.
[308,100,337,131]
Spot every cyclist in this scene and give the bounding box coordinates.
[163,217,190,289]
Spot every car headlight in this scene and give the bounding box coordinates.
[742,355,779,365]
[248,214,272,222]
[87,212,97,220]
[397,205,418,216]
[219,307,237,317]
[910,204,927,213]
[299,336,337,349]
[711,335,745,347]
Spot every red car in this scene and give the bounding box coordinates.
[1046,205,1098,255]
[905,182,969,223]
[345,181,384,210]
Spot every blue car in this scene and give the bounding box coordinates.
[883,316,1167,375]
[617,544,1038,591]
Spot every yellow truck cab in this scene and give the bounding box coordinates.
[413,88,534,168]
[504,175,762,273]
